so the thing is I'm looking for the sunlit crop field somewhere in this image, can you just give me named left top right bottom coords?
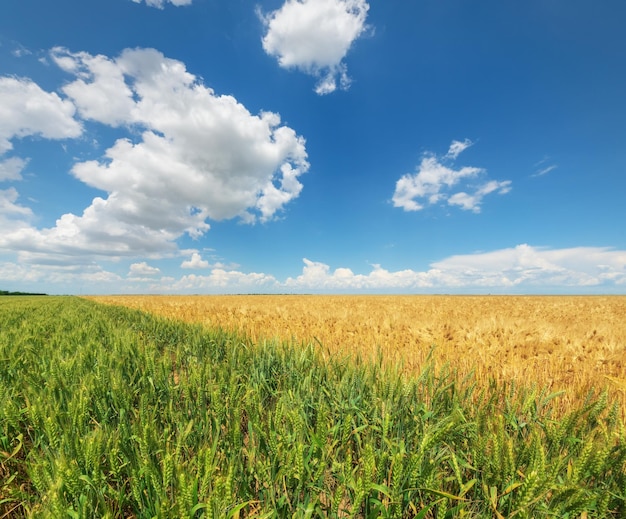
left=89, top=295, right=626, bottom=414
left=3, top=296, right=626, bottom=517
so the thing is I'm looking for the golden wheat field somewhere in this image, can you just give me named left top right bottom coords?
left=88, top=295, right=626, bottom=413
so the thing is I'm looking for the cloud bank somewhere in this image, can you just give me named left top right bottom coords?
left=393, top=140, right=511, bottom=213
left=2, top=245, right=623, bottom=294
left=284, top=245, right=626, bottom=291
left=260, top=0, right=370, bottom=94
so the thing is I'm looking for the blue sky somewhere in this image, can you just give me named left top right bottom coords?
left=1, top=0, right=625, bottom=294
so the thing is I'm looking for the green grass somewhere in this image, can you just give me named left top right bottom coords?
left=1, top=296, right=624, bottom=518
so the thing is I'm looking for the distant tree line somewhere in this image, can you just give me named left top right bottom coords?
left=0, top=290, right=48, bottom=296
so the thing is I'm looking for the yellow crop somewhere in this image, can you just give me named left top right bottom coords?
left=88, top=295, right=626, bottom=414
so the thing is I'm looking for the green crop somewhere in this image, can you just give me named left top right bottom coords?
left=1, top=296, right=624, bottom=517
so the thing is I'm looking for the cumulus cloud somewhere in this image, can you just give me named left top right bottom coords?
left=0, top=47, right=309, bottom=263
left=392, top=139, right=511, bottom=213
left=60, top=47, right=308, bottom=222
left=52, top=49, right=136, bottom=126
left=260, top=0, right=370, bottom=94
left=0, top=199, right=182, bottom=262
left=129, top=262, right=161, bottom=276
left=131, top=0, right=192, bottom=8
left=181, top=252, right=210, bottom=269
left=0, top=76, right=82, bottom=154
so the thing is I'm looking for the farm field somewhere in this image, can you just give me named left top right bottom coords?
left=89, top=295, right=626, bottom=415
left=1, top=296, right=625, bottom=517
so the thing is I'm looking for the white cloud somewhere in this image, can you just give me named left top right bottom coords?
left=181, top=252, right=210, bottom=269
left=0, top=157, right=27, bottom=181
left=131, top=0, right=192, bottom=8
left=284, top=258, right=438, bottom=290
left=0, top=261, right=122, bottom=288
left=11, top=44, right=32, bottom=58
left=534, top=165, right=557, bottom=177
left=0, top=186, right=33, bottom=237
left=0, top=187, right=33, bottom=236
left=392, top=140, right=511, bottom=213
left=448, top=180, right=512, bottom=213
left=0, top=262, right=42, bottom=284
left=164, top=270, right=278, bottom=292
left=61, top=47, right=308, bottom=222
left=0, top=48, right=309, bottom=263
left=532, top=157, right=557, bottom=177
left=51, top=48, right=136, bottom=126
left=446, top=139, right=472, bottom=160
left=0, top=76, right=82, bottom=155
left=0, top=188, right=32, bottom=217
left=129, top=261, right=161, bottom=276
left=260, top=0, right=370, bottom=94
left=431, top=244, right=626, bottom=288
left=0, top=198, right=182, bottom=262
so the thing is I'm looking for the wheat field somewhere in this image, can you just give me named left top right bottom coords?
left=3, top=296, right=626, bottom=516
left=88, top=295, right=626, bottom=413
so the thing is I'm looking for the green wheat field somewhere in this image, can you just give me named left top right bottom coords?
left=1, top=296, right=625, bottom=518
